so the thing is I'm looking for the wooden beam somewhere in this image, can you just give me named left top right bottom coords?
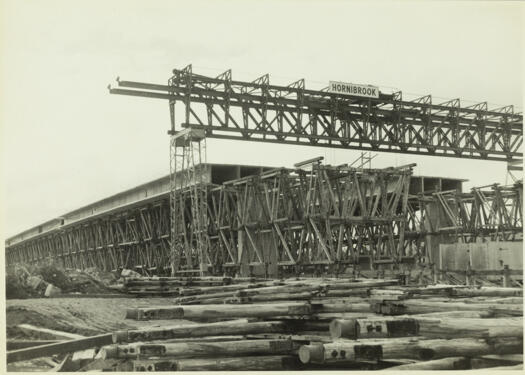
left=385, top=357, right=471, bottom=370
left=7, top=334, right=113, bottom=363
left=7, top=340, right=61, bottom=351
left=128, top=355, right=300, bottom=371
left=113, top=320, right=288, bottom=343
left=16, top=324, right=84, bottom=340
left=126, top=302, right=311, bottom=320
left=103, top=339, right=298, bottom=359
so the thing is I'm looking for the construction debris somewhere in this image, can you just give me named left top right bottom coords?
left=44, top=284, right=62, bottom=297
left=6, top=264, right=118, bottom=299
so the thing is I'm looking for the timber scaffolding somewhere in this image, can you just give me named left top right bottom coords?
left=5, top=160, right=522, bottom=281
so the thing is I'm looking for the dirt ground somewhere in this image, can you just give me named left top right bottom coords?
left=6, top=297, right=194, bottom=372
left=6, top=297, right=193, bottom=337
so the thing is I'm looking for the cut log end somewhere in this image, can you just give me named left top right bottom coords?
left=101, top=345, right=118, bottom=360
left=329, top=319, right=357, bottom=339
left=418, top=348, right=436, bottom=361
left=125, top=309, right=139, bottom=320
left=298, top=343, right=324, bottom=364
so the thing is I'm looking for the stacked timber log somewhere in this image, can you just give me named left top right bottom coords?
left=111, top=279, right=523, bottom=371
left=121, top=276, right=270, bottom=296
left=6, top=278, right=523, bottom=371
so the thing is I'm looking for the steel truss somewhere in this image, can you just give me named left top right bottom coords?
left=6, top=163, right=413, bottom=274
left=170, top=128, right=209, bottom=275
left=6, top=201, right=172, bottom=273
left=206, top=162, right=414, bottom=276
left=109, top=65, right=523, bottom=161
left=434, top=182, right=523, bottom=242
left=6, top=171, right=522, bottom=275
left=404, top=196, right=432, bottom=262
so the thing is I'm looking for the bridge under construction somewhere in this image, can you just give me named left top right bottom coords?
left=5, top=64, right=524, bottom=373
left=5, top=65, right=524, bottom=283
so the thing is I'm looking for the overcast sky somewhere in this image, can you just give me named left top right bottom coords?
left=1, top=0, right=523, bottom=238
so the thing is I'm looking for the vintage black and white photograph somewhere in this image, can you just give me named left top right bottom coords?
left=2, top=0, right=523, bottom=372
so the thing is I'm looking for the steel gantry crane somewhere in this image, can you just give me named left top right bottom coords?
left=108, top=64, right=523, bottom=276
left=111, top=64, right=522, bottom=161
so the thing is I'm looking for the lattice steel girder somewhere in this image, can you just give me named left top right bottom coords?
left=6, top=202, right=172, bottom=272
left=109, top=67, right=522, bottom=161
left=3, top=165, right=424, bottom=272
left=6, top=173, right=522, bottom=273
left=434, top=182, right=523, bottom=242
left=170, top=127, right=210, bottom=275
left=208, top=163, right=415, bottom=269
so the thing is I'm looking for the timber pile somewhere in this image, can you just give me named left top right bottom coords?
left=121, top=276, right=270, bottom=296
left=6, top=279, right=523, bottom=371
